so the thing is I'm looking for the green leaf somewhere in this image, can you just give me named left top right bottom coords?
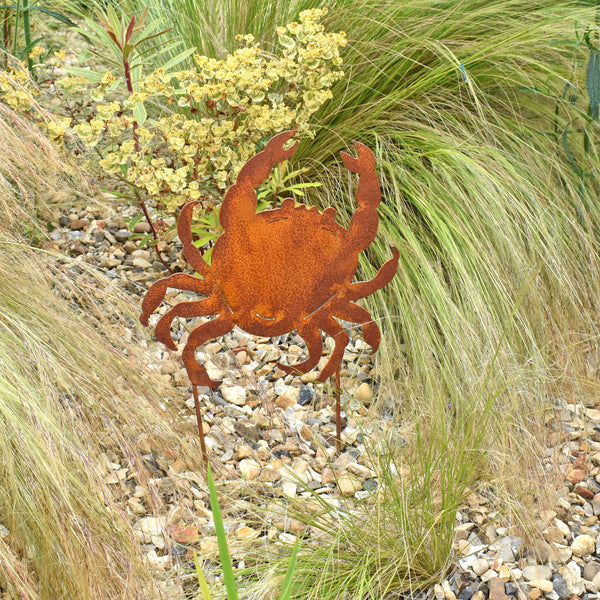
left=105, top=4, right=123, bottom=44
left=75, top=20, right=123, bottom=62
left=133, top=27, right=174, bottom=48
left=586, top=47, right=600, bottom=121
left=127, top=214, right=143, bottom=231
left=133, top=39, right=183, bottom=65
left=194, top=553, right=213, bottom=600
left=64, top=66, right=105, bottom=83
left=206, top=464, right=238, bottom=600
left=160, top=47, right=196, bottom=71
left=278, top=33, right=296, bottom=49
left=136, top=232, right=152, bottom=248
left=202, top=245, right=213, bottom=266
left=11, top=6, right=77, bottom=28
left=133, top=100, right=147, bottom=125
left=279, top=538, right=300, bottom=600
left=20, top=36, right=44, bottom=57
left=192, top=232, right=218, bottom=247
left=122, top=43, right=135, bottom=60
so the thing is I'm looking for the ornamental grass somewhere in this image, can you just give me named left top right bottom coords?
left=0, top=104, right=203, bottom=599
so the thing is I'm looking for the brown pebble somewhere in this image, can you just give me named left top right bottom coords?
left=567, top=469, right=586, bottom=484
left=527, top=588, right=541, bottom=600
left=322, top=467, right=336, bottom=485
left=133, top=221, right=152, bottom=233
left=168, top=524, right=200, bottom=544
left=235, top=526, right=259, bottom=539
left=575, top=485, right=595, bottom=499
left=275, top=395, right=295, bottom=409
left=300, top=424, right=314, bottom=441
left=338, top=475, right=362, bottom=496
left=259, top=468, right=281, bottom=483
left=69, top=218, right=88, bottom=230
left=488, top=577, right=507, bottom=600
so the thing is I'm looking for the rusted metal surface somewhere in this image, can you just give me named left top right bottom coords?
left=140, top=131, right=399, bottom=456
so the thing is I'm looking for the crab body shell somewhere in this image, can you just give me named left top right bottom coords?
left=210, top=202, right=357, bottom=336
left=140, top=131, right=399, bottom=388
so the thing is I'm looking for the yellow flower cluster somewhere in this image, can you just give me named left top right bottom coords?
left=0, top=65, right=38, bottom=113
left=64, top=9, right=346, bottom=211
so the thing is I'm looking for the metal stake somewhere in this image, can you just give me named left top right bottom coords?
left=192, top=384, right=208, bottom=463
left=334, top=368, right=342, bottom=453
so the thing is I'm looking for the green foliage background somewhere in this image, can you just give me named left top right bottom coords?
left=108, top=0, right=600, bottom=406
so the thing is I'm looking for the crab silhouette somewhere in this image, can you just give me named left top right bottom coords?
left=140, top=131, right=399, bottom=389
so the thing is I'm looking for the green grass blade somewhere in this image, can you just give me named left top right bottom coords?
left=279, top=538, right=300, bottom=600
left=206, top=464, right=239, bottom=600
left=194, top=552, right=214, bottom=600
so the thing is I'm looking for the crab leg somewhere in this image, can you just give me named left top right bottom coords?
left=140, top=273, right=212, bottom=326
left=346, top=248, right=400, bottom=302
left=220, top=131, right=299, bottom=229
left=182, top=315, right=234, bottom=388
left=310, top=314, right=348, bottom=452
left=333, top=301, right=382, bottom=352
left=341, top=142, right=381, bottom=253
left=277, top=324, right=323, bottom=376
left=315, top=315, right=350, bottom=383
left=154, top=297, right=223, bottom=350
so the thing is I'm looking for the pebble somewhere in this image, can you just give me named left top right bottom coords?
left=275, top=395, right=295, bottom=410
left=338, top=475, right=362, bottom=496
left=221, top=385, right=247, bottom=406
left=523, top=566, right=552, bottom=581
left=567, top=469, right=586, bottom=484
left=472, top=558, right=490, bottom=576
left=571, top=534, right=595, bottom=557
left=528, top=579, right=554, bottom=594
left=583, top=560, right=600, bottom=581
left=282, top=482, right=297, bottom=497
left=352, top=382, right=373, bottom=405
left=137, top=517, right=165, bottom=537
left=239, top=459, right=261, bottom=480
left=552, top=573, right=569, bottom=598
left=488, top=577, right=507, bottom=600
left=559, top=564, right=585, bottom=596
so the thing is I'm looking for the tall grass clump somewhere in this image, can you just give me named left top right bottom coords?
left=111, top=0, right=600, bottom=401
left=0, top=104, right=203, bottom=599
left=243, top=373, right=508, bottom=600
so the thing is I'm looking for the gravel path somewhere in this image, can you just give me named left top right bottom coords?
left=48, top=199, right=600, bottom=600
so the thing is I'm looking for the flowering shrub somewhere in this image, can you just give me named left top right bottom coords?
left=58, top=9, right=345, bottom=213
left=0, top=9, right=345, bottom=260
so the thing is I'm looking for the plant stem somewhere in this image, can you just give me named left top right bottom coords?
left=22, top=0, right=32, bottom=73
left=122, top=58, right=141, bottom=152
left=136, top=191, right=173, bottom=273
left=2, top=10, right=11, bottom=67
left=123, top=57, right=163, bottom=269
left=12, top=0, right=20, bottom=58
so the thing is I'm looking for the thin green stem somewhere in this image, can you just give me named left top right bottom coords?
left=12, top=0, right=20, bottom=57
left=22, top=0, right=32, bottom=73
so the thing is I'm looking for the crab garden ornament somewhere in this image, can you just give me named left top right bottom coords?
left=141, top=131, right=399, bottom=458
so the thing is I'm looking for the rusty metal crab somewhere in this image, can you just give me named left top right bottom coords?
left=141, top=130, right=398, bottom=385
left=140, top=131, right=398, bottom=454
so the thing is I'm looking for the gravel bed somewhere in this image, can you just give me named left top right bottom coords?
left=46, top=199, right=600, bottom=600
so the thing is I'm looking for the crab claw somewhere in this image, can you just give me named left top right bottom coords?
left=340, top=141, right=376, bottom=174
left=264, top=130, right=299, bottom=162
